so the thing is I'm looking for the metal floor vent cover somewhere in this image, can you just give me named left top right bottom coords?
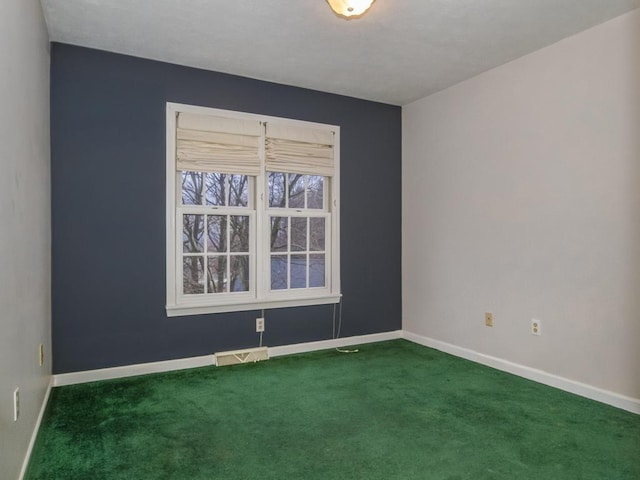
left=214, top=347, right=269, bottom=366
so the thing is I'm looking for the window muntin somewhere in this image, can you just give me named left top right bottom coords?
left=166, top=104, right=340, bottom=316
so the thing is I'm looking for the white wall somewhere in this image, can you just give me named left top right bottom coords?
left=403, top=10, right=640, bottom=400
left=0, top=0, right=51, bottom=478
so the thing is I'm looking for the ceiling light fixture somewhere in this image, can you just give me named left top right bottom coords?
left=326, top=0, right=376, bottom=19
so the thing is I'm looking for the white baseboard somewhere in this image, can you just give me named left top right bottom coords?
left=52, top=331, right=403, bottom=387
left=53, top=355, right=215, bottom=387
left=402, top=330, right=640, bottom=415
left=269, top=330, right=402, bottom=357
left=19, top=377, right=53, bottom=480
left=52, top=330, right=636, bottom=415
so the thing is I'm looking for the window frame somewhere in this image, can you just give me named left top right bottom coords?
left=166, top=103, right=341, bottom=316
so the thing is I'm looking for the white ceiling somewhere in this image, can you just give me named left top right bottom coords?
left=41, top=0, right=639, bottom=105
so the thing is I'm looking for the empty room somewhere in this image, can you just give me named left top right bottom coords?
left=1, top=1, right=639, bottom=479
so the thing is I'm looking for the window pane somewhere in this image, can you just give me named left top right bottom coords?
left=309, top=218, right=325, bottom=251
left=181, top=172, right=203, bottom=205
left=268, top=172, right=286, bottom=208
left=309, top=254, right=325, bottom=288
left=271, top=255, right=287, bottom=290
left=288, top=174, right=305, bottom=208
left=230, top=215, right=249, bottom=253
left=307, top=176, right=324, bottom=209
left=270, top=217, right=288, bottom=252
left=229, top=175, right=248, bottom=207
left=230, top=255, right=250, bottom=292
left=183, top=257, right=204, bottom=294
left=207, top=256, right=228, bottom=293
left=183, top=214, right=204, bottom=253
left=205, top=173, right=227, bottom=206
left=207, top=215, right=227, bottom=253
left=291, top=217, right=307, bottom=252
left=290, top=254, right=307, bottom=289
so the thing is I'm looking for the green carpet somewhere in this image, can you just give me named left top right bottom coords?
left=26, top=340, right=639, bottom=479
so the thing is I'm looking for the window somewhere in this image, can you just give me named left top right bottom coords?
left=267, top=173, right=328, bottom=291
left=181, top=172, right=252, bottom=295
left=166, top=104, right=340, bottom=316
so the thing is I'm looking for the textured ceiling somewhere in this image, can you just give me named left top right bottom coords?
left=41, top=0, right=639, bottom=105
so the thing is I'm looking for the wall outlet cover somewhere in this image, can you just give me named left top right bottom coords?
left=485, top=312, right=494, bottom=327
left=531, top=318, right=542, bottom=336
left=13, top=388, right=19, bottom=422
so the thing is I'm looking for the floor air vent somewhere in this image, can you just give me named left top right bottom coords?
left=214, top=347, right=269, bottom=366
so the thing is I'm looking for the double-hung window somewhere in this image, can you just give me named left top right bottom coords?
left=166, top=103, right=340, bottom=316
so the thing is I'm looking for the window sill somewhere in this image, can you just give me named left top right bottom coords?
left=166, top=294, right=342, bottom=317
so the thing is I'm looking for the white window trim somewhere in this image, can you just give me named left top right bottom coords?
left=166, top=102, right=341, bottom=316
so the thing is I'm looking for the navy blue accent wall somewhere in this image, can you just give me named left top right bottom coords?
left=51, top=43, right=401, bottom=373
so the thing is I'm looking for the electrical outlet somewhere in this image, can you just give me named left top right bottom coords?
left=39, top=343, right=44, bottom=367
left=256, top=317, right=265, bottom=333
left=531, top=318, right=541, bottom=336
left=485, top=312, right=493, bottom=327
left=13, top=388, right=19, bottom=422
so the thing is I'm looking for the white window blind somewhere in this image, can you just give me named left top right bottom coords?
left=265, top=123, right=335, bottom=177
left=176, top=112, right=262, bottom=175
